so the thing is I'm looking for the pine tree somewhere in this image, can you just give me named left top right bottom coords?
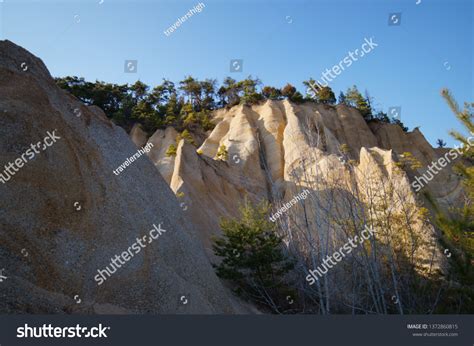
left=303, top=80, right=336, bottom=104
left=212, top=199, right=294, bottom=312
left=238, top=76, right=263, bottom=105
left=345, top=85, right=372, bottom=120
left=436, top=139, right=447, bottom=148
left=433, top=89, right=474, bottom=286
left=281, top=83, right=297, bottom=99
left=262, top=86, right=282, bottom=100
left=338, top=91, right=346, bottom=104
left=302, top=78, right=318, bottom=100
left=316, top=86, right=336, bottom=104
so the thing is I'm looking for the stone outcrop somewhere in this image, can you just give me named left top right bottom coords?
left=129, top=123, right=148, bottom=148
left=147, top=127, right=178, bottom=184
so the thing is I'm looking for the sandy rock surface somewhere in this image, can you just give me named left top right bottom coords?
left=0, top=40, right=241, bottom=314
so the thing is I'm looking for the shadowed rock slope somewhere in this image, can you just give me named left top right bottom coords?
left=0, top=40, right=242, bottom=314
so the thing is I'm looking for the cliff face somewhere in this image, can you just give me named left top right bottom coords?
left=0, top=40, right=242, bottom=314
left=369, top=123, right=463, bottom=207
left=145, top=100, right=463, bottom=274
left=1, top=40, right=461, bottom=314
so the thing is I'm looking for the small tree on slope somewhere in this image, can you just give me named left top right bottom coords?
left=212, top=199, right=295, bottom=313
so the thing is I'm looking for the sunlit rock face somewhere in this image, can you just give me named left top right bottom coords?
left=149, top=99, right=459, bottom=275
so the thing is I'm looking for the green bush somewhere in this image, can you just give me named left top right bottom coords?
left=216, top=144, right=228, bottom=161
left=176, top=129, right=196, bottom=146
left=166, top=144, right=177, bottom=157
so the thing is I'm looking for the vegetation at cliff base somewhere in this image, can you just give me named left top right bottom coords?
left=212, top=199, right=295, bottom=313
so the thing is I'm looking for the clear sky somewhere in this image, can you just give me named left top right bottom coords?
left=1, top=0, right=472, bottom=146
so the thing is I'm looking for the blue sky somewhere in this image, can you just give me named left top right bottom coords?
left=1, top=0, right=472, bottom=146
